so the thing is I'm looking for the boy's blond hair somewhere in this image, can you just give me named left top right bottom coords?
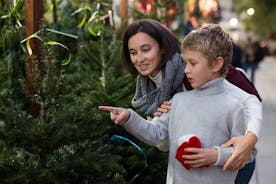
left=182, top=24, right=233, bottom=76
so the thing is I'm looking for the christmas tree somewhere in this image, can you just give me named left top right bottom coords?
left=0, top=0, right=168, bottom=183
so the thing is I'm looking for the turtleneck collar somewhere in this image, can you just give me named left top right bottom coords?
left=194, top=77, right=225, bottom=96
left=149, top=71, right=162, bottom=88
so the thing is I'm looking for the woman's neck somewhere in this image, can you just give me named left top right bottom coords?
left=149, top=71, right=162, bottom=88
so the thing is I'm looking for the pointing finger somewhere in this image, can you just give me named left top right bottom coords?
left=98, top=106, right=117, bottom=113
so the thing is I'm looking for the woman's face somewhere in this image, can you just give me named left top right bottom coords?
left=128, top=32, right=162, bottom=77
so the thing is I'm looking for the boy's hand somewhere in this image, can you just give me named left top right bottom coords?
left=98, top=106, right=130, bottom=125
left=222, top=132, right=257, bottom=170
left=182, top=148, right=218, bottom=168
left=154, top=101, right=171, bottom=117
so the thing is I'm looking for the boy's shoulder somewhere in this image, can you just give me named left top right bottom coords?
left=169, top=91, right=194, bottom=106
left=172, top=90, right=194, bottom=99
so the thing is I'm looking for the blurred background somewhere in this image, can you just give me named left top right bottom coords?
left=0, top=0, right=275, bottom=183
left=114, top=0, right=276, bottom=53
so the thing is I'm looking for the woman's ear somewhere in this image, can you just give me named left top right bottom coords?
left=212, top=56, right=224, bottom=72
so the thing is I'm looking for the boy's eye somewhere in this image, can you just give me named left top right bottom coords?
left=190, top=62, right=196, bottom=66
left=185, top=60, right=197, bottom=66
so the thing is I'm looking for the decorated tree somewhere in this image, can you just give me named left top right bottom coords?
left=133, top=0, right=184, bottom=31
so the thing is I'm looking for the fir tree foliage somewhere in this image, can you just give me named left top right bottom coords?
left=0, top=0, right=168, bottom=183
left=0, top=0, right=128, bottom=183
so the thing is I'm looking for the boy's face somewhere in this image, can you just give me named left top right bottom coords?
left=183, top=49, right=217, bottom=89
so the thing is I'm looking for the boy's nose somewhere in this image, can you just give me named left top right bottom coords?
left=184, top=65, right=190, bottom=74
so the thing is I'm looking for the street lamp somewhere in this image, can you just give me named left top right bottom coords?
left=247, top=8, right=255, bottom=16
left=229, top=17, right=238, bottom=28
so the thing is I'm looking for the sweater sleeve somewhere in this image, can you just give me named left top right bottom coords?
left=223, top=80, right=262, bottom=138
left=226, top=64, right=261, bottom=101
left=214, top=97, right=256, bottom=166
left=243, top=95, right=262, bottom=138
left=213, top=146, right=257, bottom=166
left=122, top=109, right=169, bottom=146
left=213, top=146, right=234, bottom=166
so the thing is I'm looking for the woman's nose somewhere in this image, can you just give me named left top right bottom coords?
left=137, top=53, right=144, bottom=62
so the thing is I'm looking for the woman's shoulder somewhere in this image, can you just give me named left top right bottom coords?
left=226, top=64, right=261, bottom=101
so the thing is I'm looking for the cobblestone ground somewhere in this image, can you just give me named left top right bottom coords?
left=249, top=56, right=276, bottom=184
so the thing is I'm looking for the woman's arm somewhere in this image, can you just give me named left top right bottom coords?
left=222, top=132, right=257, bottom=170
left=221, top=92, right=261, bottom=170
left=222, top=65, right=262, bottom=169
left=226, top=64, right=261, bottom=101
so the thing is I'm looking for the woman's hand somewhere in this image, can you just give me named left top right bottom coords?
left=182, top=148, right=218, bottom=168
left=222, top=132, right=257, bottom=170
left=98, top=106, right=130, bottom=125
left=153, top=101, right=171, bottom=117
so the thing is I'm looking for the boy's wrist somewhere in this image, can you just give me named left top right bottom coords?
left=212, top=146, right=234, bottom=166
left=211, top=148, right=218, bottom=164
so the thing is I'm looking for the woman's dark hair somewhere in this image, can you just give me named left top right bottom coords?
left=121, top=19, right=181, bottom=75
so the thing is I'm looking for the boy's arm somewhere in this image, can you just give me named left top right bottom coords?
left=99, top=106, right=169, bottom=146
left=181, top=147, right=219, bottom=168
left=180, top=146, right=233, bottom=168
left=122, top=109, right=169, bottom=146
left=98, top=106, right=131, bottom=125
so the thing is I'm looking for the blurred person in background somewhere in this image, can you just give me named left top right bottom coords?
left=244, top=37, right=267, bottom=84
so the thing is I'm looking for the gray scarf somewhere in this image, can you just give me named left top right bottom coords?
left=131, top=53, right=185, bottom=117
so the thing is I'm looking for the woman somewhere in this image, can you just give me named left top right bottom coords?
left=122, top=19, right=184, bottom=117
left=121, top=19, right=261, bottom=183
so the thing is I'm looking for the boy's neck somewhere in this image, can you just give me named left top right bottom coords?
left=195, top=74, right=223, bottom=89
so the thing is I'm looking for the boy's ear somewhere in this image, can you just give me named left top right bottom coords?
left=212, top=56, right=224, bottom=72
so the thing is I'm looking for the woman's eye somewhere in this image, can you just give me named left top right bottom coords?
left=142, top=47, right=150, bottom=52
left=130, top=51, right=136, bottom=56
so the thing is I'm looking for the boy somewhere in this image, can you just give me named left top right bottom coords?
left=99, top=24, right=255, bottom=184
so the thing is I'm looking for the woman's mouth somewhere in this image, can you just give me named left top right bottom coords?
left=138, top=64, right=148, bottom=70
